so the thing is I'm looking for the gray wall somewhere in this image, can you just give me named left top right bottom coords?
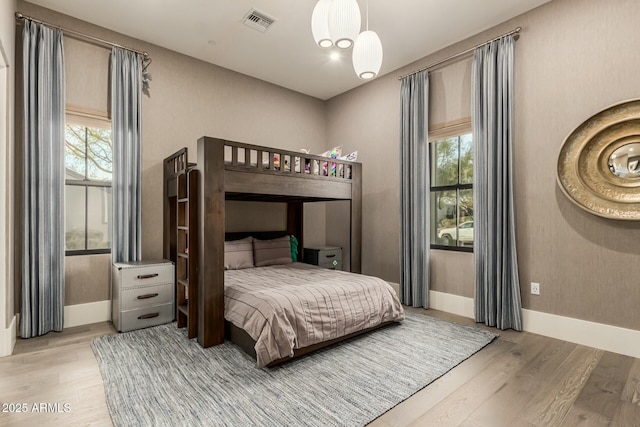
left=15, top=1, right=328, bottom=308
left=327, top=0, right=640, bottom=331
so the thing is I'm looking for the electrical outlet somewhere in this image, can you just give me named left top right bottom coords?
left=531, top=282, right=540, bottom=295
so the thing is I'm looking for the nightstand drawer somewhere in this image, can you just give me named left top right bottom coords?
left=319, top=260, right=342, bottom=270
left=121, top=283, right=173, bottom=311
left=119, top=264, right=173, bottom=288
left=120, top=303, right=174, bottom=332
left=304, top=246, right=343, bottom=271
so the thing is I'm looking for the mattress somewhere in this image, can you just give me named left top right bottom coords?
left=224, top=263, right=404, bottom=367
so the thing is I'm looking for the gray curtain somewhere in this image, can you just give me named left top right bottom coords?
left=111, top=48, right=142, bottom=263
left=472, top=35, right=523, bottom=331
left=21, top=21, right=66, bottom=337
left=400, top=70, right=429, bottom=308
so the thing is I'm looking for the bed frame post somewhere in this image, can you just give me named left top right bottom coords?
left=196, top=137, right=225, bottom=347
left=350, top=163, right=362, bottom=273
left=163, top=156, right=177, bottom=261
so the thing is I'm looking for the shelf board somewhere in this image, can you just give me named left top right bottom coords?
left=177, top=253, right=188, bottom=259
left=178, top=198, right=188, bottom=203
left=177, top=303, right=188, bottom=316
left=177, top=226, right=188, bottom=231
left=177, top=279, right=189, bottom=287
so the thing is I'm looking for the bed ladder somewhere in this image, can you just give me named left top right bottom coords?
left=175, top=167, right=199, bottom=338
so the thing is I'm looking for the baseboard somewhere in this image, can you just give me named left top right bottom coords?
left=14, top=300, right=112, bottom=334
left=64, top=300, right=111, bottom=328
left=429, top=290, right=474, bottom=318
left=0, top=315, right=16, bottom=357
left=428, top=290, right=640, bottom=359
left=521, top=309, right=640, bottom=359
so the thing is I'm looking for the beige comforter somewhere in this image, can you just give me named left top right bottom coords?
left=224, top=263, right=404, bottom=367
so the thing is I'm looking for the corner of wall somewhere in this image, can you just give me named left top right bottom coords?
left=0, top=314, right=16, bottom=357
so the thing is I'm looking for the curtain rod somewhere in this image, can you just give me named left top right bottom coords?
left=15, top=12, right=150, bottom=60
left=398, top=26, right=521, bottom=80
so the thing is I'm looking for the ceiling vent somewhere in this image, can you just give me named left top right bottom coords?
left=242, top=9, right=276, bottom=33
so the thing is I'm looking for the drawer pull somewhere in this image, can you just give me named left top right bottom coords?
left=138, top=313, right=160, bottom=320
left=137, top=273, right=159, bottom=280
left=324, top=254, right=336, bottom=258
left=137, top=293, right=159, bottom=300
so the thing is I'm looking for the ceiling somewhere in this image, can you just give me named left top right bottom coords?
left=24, top=0, right=551, bottom=100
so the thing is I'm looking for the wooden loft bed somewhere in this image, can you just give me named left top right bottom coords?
left=163, top=137, right=362, bottom=349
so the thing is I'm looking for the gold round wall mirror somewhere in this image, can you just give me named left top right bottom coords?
left=557, top=99, right=640, bottom=220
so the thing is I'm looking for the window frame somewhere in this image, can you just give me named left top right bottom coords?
left=65, top=110, right=113, bottom=256
left=429, top=120, right=473, bottom=253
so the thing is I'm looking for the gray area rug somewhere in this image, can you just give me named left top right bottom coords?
left=92, top=311, right=497, bottom=427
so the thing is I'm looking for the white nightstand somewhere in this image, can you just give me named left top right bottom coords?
left=112, top=260, right=175, bottom=332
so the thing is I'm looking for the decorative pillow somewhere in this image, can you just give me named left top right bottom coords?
left=319, top=145, right=343, bottom=159
left=337, top=151, right=358, bottom=178
left=318, top=145, right=343, bottom=176
left=224, top=237, right=254, bottom=270
left=253, top=236, right=293, bottom=267
left=295, top=149, right=311, bottom=173
left=339, top=151, right=358, bottom=161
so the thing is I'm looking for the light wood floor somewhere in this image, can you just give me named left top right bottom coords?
left=1, top=309, right=639, bottom=427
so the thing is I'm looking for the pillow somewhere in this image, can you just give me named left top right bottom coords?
left=224, top=237, right=254, bottom=270
left=339, top=151, right=358, bottom=161
left=316, top=145, right=343, bottom=176
left=253, top=236, right=293, bottom=267
left=319, top=145, right=342, bottom=159
left=337, top=151, right=358, bottom=178
left=295, top=149, right=311, bottom=173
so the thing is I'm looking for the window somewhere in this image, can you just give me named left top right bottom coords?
left=430, top=132, right=473, bottom=251
left=65, top=115, right=112, bottom=255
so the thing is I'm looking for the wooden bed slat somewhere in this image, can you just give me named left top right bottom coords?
left=224, top=170, right=352, bottom=200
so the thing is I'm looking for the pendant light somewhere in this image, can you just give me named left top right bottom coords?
left=328, top=0, right=361, bottom=49
left=352, top=0, right=383, bottom=79
left=311, top=0, right=333, bottom=48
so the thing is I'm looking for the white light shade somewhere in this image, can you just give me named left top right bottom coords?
left=352, top=30, right=383, bottom=79
left=311, top=0, right=333, bottom=48
left=328, top=0, right=361, bottom=49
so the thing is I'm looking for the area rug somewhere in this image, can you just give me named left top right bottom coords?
left=91, top=312, right=497, bottom=427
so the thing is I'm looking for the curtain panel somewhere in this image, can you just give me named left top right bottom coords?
left=111, top=48, right=142, bottom=263
left=399, top=70, right=430, bottom=308
left=21, top=21, right=66, bottom=337
left=472, top=35, right=523, bottom=331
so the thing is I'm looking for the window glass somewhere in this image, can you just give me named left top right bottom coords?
left=87, top=186, right=112, bottom=249
left=64, top=116, right=112, bottom=255
left=430, top=132, right=473, bottom=249
left=65, top=185, right=86, bottom=251
left=86, top=127, right=112, bottom=181
left=431, top=137, right=459, bottom=187
left=459, top=134, right=473, bottom=184
left=431, top=190, right=457, bottom=246
left=65, top=125, right=86, bottom=179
